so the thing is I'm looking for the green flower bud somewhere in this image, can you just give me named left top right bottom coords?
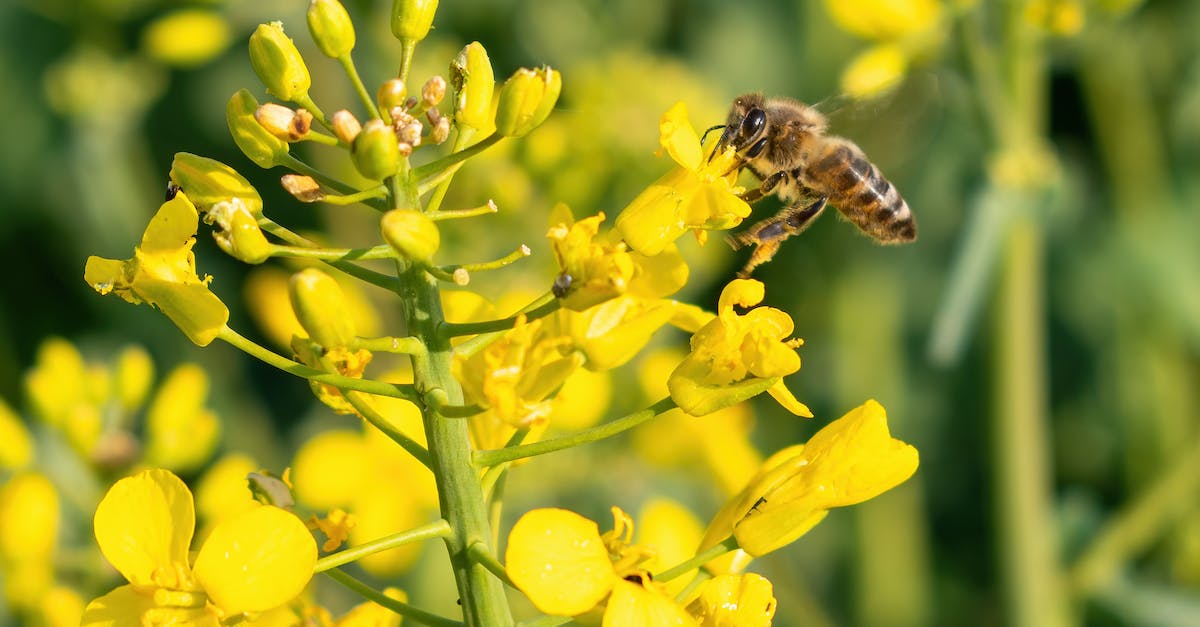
left=248, top=21, right=311, bottom=102
left=307, top=0, right=356, bottom=59
left=170, top=152, right=264, bottom=216
left=351, top=120, right=401, bottom=180
left=377, top=79, right=407, bottom=115
left=451, top=42, right=495, bottom=131
left=495, top=66, right=561, bottom=138
left=390, top=0, right=439, bottom=43
left=381, top=209, right=440, bottom=263
left=288, top=268, right=357, bottom=348
left=226, top=89, right=289, bottom=168
left=206, top=199, right=271, bottom=264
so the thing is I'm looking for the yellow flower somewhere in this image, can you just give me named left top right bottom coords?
left=701, top=400, right=918, bottom=563
left=84, top=193, right=229, bottom=346
left=141, top=10, right=231, bottom=68
left=83, top=468, right=316, bottom=624
left=840, top=43, right=909, bottom=99
left=615, top=102, right=751, bottom=256
left=334, top=588, right=407, bottom=627
left=668, top=279, right=809, bottom=417
left=685, top=573, right=777, bottom=627
left=547, top=205, right=636, bottom=311
left=506, top=507, right=694, bottom=623
left=454, top=315, right=580, bottom=431
left=825, top=0, right=943, bottom=40
left=0, top=472, right=59, bottom=564
left=0, top=397, right=33, bottom=470
left=144, top=363, right=221, bottom=473
left=557, top=296, right=679, bottom=371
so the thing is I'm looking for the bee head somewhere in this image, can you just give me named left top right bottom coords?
left=715, top=93, right=769, bottom=159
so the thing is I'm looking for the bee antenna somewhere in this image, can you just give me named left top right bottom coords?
left=699, top=124, right=725, bottom=145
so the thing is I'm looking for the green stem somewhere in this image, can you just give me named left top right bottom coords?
left=340, top=54, right=381, bottom=120
left=412, top=134, right=503, bottom=181
left=398, top=39, right=417, bottom=83
left=440, top=295, right=561, bottom=338
left=344, top=391, right=432, bottom=469
left=437, top=245, right=531, bottom=276
left=315, top=185, right=389, bottom=206
left=396, top=259, right=513, bottom=626
left=300, top=131, right=340, bottom=146
left=315, top=519, right=452, bottom=572
left=324, top=568, right=463, bottom=627
left=218, top=327, right=419, bottom=402
left=423, top=128, right=476, bottom=213
left=473, top=398, right=676, bottom=467
left=278, top=154, right=389, bottom=212
left=1068, top=433, right=1200, bottom=595
left=292, top=93, right=331, bottom=132
left=428, top=199, right=499, bottom=221
left=656, top=535, right=739, bottom=583
left=355, top=336, right=427, bottom=354
left=467, top=541, right=515, bottom=588
left=259, top=219, right=399, bottom=291
left=269, top=243, right=396, bottom=261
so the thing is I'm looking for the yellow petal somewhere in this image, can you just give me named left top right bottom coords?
left=193, top=453, right=260, bottom=526
left=506, top=508, right=616, bottom=616
left=142, top=10, right=231, bottom=68
left=93, top=469, right=194, bottom=587
left=291, top=430, right=370, bottom=510
left=81, top=585, right=158, bottom=627
left=616, top=181, right=689, bottom=256
left=717, top=279, right=765, bottom=313
left=686, top=573, right=777, bottom=627
left=636, top=499, right=704, bottom=596
left=659, top=102, right=703, bottom=171
left=668, top=356, right=777, bottom=417
left=602, top=578, right=697, bottom=626
left=193, top=505, right=317, bottom=614
left=144, top=364, right=220, bottom=473
left=797, top=399, right=919, bottom=506
left=351, top=480, right=429, bottom=576
left=0, top=397, right=33, bottom=469
left=841, top=43, right=909, bottom=100
left=824, top=0, right=942, bottom=39
left=0, top=472, right=59, bottom=562
left=765, top=380, right=813, bottom=417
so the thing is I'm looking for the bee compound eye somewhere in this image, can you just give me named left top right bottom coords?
left=741, top=109, right=767, bottom=140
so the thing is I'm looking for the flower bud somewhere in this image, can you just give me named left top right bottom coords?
left=381, top=209, right=440, bottom=263
left=331, top=109, right=362, bottom=144
left=351, top=119, right=401, bottom=180
left=307, top=0, right=356, bottom=59
left=495, top=66, right=561, bottom=138
left=114, top=345, right=155, bottom=413
left=255, top=103, right=313, bottom=141
left=289, top=268, right=357, bottom=347
left=377, top=79, right=407, bottom=114
left=421, top=75, right=446, bottom=108
left=281, top=174, right=324, bottom=202
left=170, top=152, right=264, bottom=216
left=248, top=21, right=311, bottom=101
left=206, top=199, right=271, bottom=264
left=227, top=89, right=290, bottom=168
left=430, top=113, right=451, bottom=144
left=451, top=41, right=495, bottom=131
left=390, top=0, right=439, bottom=43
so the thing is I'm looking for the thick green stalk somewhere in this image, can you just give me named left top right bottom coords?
left=397, top=260, right=512, bottom=626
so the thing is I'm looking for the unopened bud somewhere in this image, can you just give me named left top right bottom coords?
left=206, top=198, right=271, bottom=264
left=430, top=114, right=451, bottom=144
left=281, top=174, right=324, bottom=202
left=331, top=109, right=362, bottom=144
left=289, top=268, right=357, bottom=347
left=377, top=79, right=407, bottom=115
left=248, top=22, right=311, bottom=102
left=170, top=152, right=264, bottom=216
left=421, top=76, right=446, bottom=108
left=381, top=208, right=440, bottom=263
left=451, top=41, right=495, bottom=130
left=351, top=119, right=401, bottom=180
left=390, top=0, right=439, bottom=43
left=397, top=119, right=423, bottom=146
left=495, top=66, right=561, bottom=138
left=307, top=0, right=356, bottom=59
left=227, top=89, right=289, bottom=168
left=255, top=103, right=313, bottom=141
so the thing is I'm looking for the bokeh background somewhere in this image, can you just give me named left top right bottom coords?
left=2, top=0, right=1200, bottom=625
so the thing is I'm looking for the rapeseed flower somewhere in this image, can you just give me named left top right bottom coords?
left=82, top=468, right=316, bottom=625
left=668, top=279, right=809, bottom=417
left=616, top=102, right=751, bottom=256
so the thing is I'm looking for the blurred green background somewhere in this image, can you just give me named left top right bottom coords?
left=3, top=0, right=1200, bottom=625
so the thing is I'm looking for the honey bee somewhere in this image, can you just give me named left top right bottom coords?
left=714, top=93, right=916, bottom=277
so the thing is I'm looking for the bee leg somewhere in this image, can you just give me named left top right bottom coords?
left=737, top=170, right=788, bottom=203
left=726, top=197, right=828, bottom=277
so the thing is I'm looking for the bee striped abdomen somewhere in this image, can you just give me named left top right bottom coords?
left=807, top=140, right=916, bottom=243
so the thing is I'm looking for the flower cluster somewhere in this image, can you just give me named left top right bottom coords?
left=74, top=0, right=921, bottom=624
